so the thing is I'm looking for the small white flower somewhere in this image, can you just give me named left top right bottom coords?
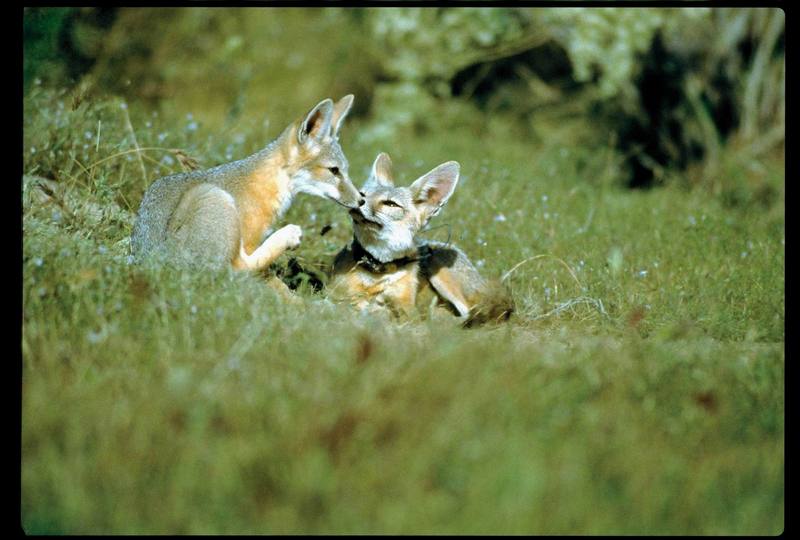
left=86, top=329, right=106, bottom=344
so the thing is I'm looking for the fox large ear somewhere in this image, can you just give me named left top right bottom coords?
left=362, top=152, right=395, bottom=192
left=410, top=161, right=460, bottom=222
left=330, top=94, right=354, bottom=138
left=298, top=98, right=334, bottom=145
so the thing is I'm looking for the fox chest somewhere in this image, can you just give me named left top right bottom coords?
left=341, top=265, right=431, bottom=315
left=237, top=172, right=292, bottom=253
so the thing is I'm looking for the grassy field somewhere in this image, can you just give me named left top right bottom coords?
left=22, top=82, right=784, bottom=534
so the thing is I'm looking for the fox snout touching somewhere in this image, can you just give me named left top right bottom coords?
left=131, top=95, right=362, bottom=271
left=347, top=153, right=459, bottom=265
left=289, top=95, right=364, bottom=210
left=330, top=153, right=514, bottom=326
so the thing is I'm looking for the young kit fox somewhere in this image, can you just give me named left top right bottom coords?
left=131, top=95, right=364, bottom=270
left=329, top=153, right=514, bottom=326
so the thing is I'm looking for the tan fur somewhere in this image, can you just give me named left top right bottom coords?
left=330, top=246, right=423, bottom=317
left=425, top=265, right=472, bottom=316
left=232, top=158, right=292, bottom=253
left=330, top=242, right=513, bottom=324
left=131, top=96, right=362, bottom=272
left=423, top=243, right=514, bottom=326
left=328, top=153, right=514, bottom=325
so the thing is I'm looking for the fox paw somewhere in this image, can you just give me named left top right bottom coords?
left=276, top=224, right=303, bottom=250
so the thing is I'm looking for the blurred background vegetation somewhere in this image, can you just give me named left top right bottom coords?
left=24, top=7, right=784, bottom=189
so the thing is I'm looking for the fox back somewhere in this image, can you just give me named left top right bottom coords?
left=330, top=153, right=514, bottom=325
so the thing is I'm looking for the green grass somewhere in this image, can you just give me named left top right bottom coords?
left=22, top=85, right=784, bottom=534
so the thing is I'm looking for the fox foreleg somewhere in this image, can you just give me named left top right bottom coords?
left=233, top=224, right=302, bottom=271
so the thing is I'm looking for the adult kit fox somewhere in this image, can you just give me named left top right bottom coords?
left=131, top=95, right=363, bottom=271
left=329, top=153, right=514, bottom=326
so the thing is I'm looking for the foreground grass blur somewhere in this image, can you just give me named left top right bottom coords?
left=22, top=80, right=783, bottom=533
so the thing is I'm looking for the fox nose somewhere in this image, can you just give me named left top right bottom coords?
left=358, top=197, right=365, bottom=207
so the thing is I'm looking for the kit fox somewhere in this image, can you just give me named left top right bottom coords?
left=329, top=153, right=514, bottom=326
left=131, top=95, right=364, bottom=270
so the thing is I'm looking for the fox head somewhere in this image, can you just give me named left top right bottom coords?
left=283, top=95, right=364, bottom=209
left=350, top=153, right=460, bottom=263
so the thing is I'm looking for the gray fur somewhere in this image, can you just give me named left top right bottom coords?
left=343, top=153, right=514, bottom=325
left=130, top=144, right=274, bottom=267
left=420, top=241, right=514, bottom=326
left=131, top=96, right=361, bottom=270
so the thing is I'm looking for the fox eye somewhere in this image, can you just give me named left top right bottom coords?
left=329, top=167, right=340, bottom=176
left=381, top=200, right=402, bottom=208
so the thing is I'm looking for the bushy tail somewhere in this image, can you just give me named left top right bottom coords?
left=463, top=278, right=515, bottom=327
left=421, top=241, right=515, bottom=327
